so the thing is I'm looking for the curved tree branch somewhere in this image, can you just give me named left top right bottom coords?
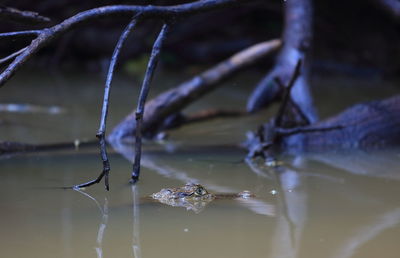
left=0, top=30, right=42, bottom=39
left=0, top=0, right=250, bottom=88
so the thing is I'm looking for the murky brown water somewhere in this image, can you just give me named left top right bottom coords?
left=1, top=70, right=400, bottom=258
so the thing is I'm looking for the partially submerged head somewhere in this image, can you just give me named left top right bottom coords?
left=152, top=183, right=214, bottom=200
left=151, top=183, right=215, bottom=213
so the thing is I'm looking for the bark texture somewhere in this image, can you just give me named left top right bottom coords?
left=280, top=95, right=400, bottom=151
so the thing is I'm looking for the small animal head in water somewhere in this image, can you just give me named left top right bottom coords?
left=152, top=183, right=213, bottom=200
left=151, top=183, right=215, bottom=213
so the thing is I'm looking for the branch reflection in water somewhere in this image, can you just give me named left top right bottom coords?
left=310, top=150, right=400, bottom=258
left=333, top=208, right=400, bottom=258
left=131, top=184, right=141, bottom=258
left=274, top=159, right=308, bottom=258
left=71, top=182, right=143, bottom=258
left=73, top=189, right=109, bottom=258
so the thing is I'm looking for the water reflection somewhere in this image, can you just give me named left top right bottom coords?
left=265, top=151, right=400, bottom=258
left=333, top=208, right=400, bottom=258
left=95, top=199, right=108, bottom=258
left=131, top=185, right=141, bottom=258
left=71, top=184, right=144, bottom=258
left=2, top=72, right=400, bottom=257
left=1, top=141, right=399, bottom=257
left=305, top=149, right=400, bottom=180
left=73, top=189, right=109, bottom=258
left=275, top=164, right=308, bottom=258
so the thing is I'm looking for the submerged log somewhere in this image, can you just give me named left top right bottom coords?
left=279, top=95, right=400, bottom=151
left=108, top=39, right=281, bottom=141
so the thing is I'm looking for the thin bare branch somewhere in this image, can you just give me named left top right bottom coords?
left=274, top=59, right=302, bottom=127
left=0, top=47, right=27, bottom=66
left=0, top=30, right=42, bottom=39
left=73, top=16, right=141, bottom=190
left=131, top=23, right=171, bottom=183
left=275, top=125, right=343, bottom=136
left=0, top=6, right=50, bottom=24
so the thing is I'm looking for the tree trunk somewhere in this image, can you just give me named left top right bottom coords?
left=247, top=0, right=317, bottom=123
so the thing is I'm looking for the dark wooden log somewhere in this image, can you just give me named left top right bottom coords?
left=280, top=95, right=400, bottom=151
left=108, top=39, right=281, bottom=141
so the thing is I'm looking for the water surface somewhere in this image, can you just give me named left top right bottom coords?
left=1, top=71, right=400, bottom=258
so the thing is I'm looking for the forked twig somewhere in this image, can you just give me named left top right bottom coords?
left=73, top=16, right=141, bottom=190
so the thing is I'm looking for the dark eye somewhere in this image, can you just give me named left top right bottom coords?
left=195, top=187, right=205, bottom=196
